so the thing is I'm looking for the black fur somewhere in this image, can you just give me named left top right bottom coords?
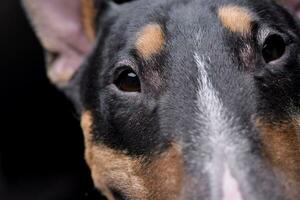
left=66, top=0, right=300, bottom=199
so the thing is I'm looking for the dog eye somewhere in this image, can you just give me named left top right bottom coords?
left=114, top=68, right=141, bottom=92
left=262, top=34, right=286, bottom=63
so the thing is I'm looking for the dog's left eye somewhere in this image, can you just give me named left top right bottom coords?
left=114, top=68, right=141, bottom=92
left=262, top=34, right=286, bottom=63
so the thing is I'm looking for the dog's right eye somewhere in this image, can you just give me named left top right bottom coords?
left=114, top=67, right=141, bottom=93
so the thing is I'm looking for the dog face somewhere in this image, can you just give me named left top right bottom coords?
left=23, top=0, right=300, bottom=199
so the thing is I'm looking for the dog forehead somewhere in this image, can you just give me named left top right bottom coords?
left=128, top=2, right=255, bottom=58
left=102, top=0, right=288, bottom=71
left=135, top=1, right=254, bottom=32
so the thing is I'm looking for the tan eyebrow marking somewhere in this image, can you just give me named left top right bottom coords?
left=218, top=5, right=252, bottom=36
left=135, top=23, right=165, bottom=59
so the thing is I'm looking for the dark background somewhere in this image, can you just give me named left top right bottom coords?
left=0, top=0, right=129, bottom=199
left=0, top=1, right=297, bottom=200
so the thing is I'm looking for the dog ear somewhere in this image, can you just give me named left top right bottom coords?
left=278, top=0, right=300, bottom=17
left=22, top=0, right=114, bottom=88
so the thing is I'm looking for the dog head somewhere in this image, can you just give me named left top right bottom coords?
left=23, top=0, right=300, bottom=199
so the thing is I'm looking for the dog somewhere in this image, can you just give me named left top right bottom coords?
left=22, top=0, right=300, bottom=199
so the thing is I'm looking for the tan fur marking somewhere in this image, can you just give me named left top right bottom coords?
left=256, top=118, right=300, bottom=199
left=81, top=111, right=183, bottom=199
left=135, top=24, right=165, bottom=59
left=81, top=111, right=116, bottom=200
left=218, top=5, right=252, bottom=36
left=141, top=143, right=184, bottom=199
left=85, top=144, right=183, bottom=200
left=83, top=140, right=183, bottom=199
left=88, top=145, right=147, bottom=200
left=81, top=111, right=94, bottom=172
left=81, top=0, right=96, bottom=41
left=81, top=111, right=93, bottom=135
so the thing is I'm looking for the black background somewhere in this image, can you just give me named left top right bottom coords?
left=0, top=0, right=130, bottom=199
left=1, top=0, right=297, bottom=200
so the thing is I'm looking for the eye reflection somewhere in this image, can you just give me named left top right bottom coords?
left=114, top=68, right=141, bottom=93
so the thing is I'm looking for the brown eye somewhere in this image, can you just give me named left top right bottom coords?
left=114, top=68, right=141, bottom=92
left=262, top=34, right=286, bottom=63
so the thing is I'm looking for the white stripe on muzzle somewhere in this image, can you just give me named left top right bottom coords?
left=194, top=54, right=244, bottom=200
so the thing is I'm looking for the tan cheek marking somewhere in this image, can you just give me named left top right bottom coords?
left=81, top=111, right=93, bottom=135
left=80, top=112, right=146, bottom=199
left=135, top=24, right=165, bottom=59
left=141, top=143, right=184, bottom=200
left=88, top=145, right=147, bottom=200
left=81, top=112, right=117, bottom=200
left=256, top=118, right=300, bottom=198
left=81, top=0, right=96, bottom=41
left=80, top=111, right=94, bottom=171
left=81, top=112, right=183, bottom=199
left=82, top=134, right=183, bottom=199
left=218, top=5, right=252, bottom=36
left=87, top=145, right=184, bottom=200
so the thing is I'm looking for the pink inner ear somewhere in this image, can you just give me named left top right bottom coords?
left=47, top=47, right=86, bottom=85
left=38, top=0, right=91, bottom=50
left=22, top=0, right=93, bottom=86
left=282, top=0, right=300, bottom=16
left=283, top=0, right=300, bottom=8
